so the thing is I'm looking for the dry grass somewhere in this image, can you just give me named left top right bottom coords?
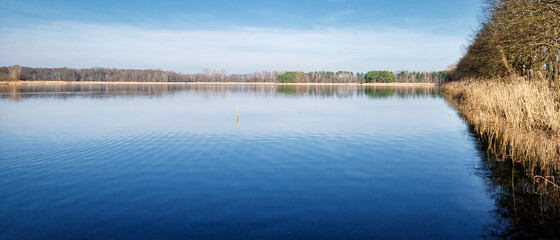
left=442, top=78, right=560, bottom=175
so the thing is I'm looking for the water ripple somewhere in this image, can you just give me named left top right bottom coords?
left=0, top=87, right=492, bottom=239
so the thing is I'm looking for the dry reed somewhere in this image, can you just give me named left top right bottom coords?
left=441, top=78, right=560, bottom=176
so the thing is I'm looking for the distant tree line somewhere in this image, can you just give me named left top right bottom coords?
left=306, top=71, right=360, bottom=83
left=0, top=66, right=448, bottom=83
left=0, top=66, right=281, bottom=83
left=451, top=0, right=560, bottom=86
left=395, top=71, right=447, bottom=83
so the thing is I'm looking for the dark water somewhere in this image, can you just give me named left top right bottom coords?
left=0, top=84, right=555, bottom=239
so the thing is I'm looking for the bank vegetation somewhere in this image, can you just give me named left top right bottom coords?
left=443, top=0, right=560, bottom=177
left=443, top=79, right=559, bottom=174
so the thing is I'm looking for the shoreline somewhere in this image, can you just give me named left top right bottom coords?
left=441, top=79, right=559, bottom=175
left=0, top=81, right=437, bottom=87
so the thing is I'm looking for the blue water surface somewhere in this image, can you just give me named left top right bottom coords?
left=0, top=85, right=495, bottom=239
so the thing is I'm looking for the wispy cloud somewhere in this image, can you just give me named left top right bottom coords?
left=318, top=9, right=356, bottom=25
left=0, top=22, right=464, bottom=73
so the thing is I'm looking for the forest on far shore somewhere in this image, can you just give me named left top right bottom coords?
left=0, top=66, right=448, bottom=83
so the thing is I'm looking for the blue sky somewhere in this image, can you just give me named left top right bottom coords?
left=0, top=0, right=481, bottom=73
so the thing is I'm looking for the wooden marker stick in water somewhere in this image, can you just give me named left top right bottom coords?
left=236, top=104, right=240, bottom=129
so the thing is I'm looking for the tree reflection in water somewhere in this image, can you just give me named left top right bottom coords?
left=475, top=140, right=560, bottom=239
left=0, top=84, right=440, bottom=101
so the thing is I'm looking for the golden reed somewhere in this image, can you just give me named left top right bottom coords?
left=442, top=78, right=560, bottom=176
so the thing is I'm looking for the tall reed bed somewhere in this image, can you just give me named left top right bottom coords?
left=441, top=79, right=560, bottom=177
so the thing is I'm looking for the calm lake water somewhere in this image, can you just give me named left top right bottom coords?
left=0, top=84, right=552, bottom=239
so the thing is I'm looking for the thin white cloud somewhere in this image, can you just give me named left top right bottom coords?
left=318, top=9, right=356, bottom=24
left=0, top=22, right=464, bottom=73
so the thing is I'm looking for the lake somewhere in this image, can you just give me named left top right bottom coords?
left=0, top=84, right=552, bottom=239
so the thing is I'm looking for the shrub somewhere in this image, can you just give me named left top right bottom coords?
left=276, top=72, right=310, bottom=83
left=365, top=71, right=395, bottom=83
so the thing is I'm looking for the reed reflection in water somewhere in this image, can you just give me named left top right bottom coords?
left=474, top=141, right=560, bottom=239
